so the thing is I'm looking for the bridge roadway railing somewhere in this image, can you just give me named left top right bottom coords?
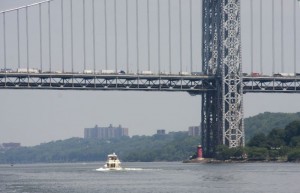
left=0, top=73, right=216, bottom=93
left=243, top=76, right=300, bottom=93
left=1, top=73, right=300, bottom=93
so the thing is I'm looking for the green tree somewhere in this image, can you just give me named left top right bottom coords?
left=215, top=145, right=233, bottom=160
left=287, top=149, right=300, bottom=162
left=231, top=147, right=246, bottom=160
left=248, top=133, right=267, bottom=147
left=246, top=147, right=268, bottom=161
left=267, top=128, right=286, bottom=148
left=290, top=136, right=300, bottom=147
left=268, top=149, right=280, bottom=160
left=285, top=121, right=300, bottom=146
left=244, top=112, right=300, bottom=141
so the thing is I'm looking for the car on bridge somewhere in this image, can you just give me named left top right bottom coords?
left=250, top=72, right=260, bottom=77
left=118, top=70, right=126, bottom=75
left=191, top=72, right=204, bottom=76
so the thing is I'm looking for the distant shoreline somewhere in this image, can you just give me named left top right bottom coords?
left=183, top=158, right=300, bottom=163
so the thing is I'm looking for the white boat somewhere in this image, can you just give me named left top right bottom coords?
left=104, top=153, right=122, bottom=170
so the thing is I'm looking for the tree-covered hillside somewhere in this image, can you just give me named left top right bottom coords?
left=245, top=112, right=300, bottom=141
left=215, top=120, right=300, bottom=162
left=0, top=132, right=201, bottom=164
left=2, top=112, right=300, bottom=163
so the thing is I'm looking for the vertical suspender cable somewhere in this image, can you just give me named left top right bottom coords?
left=104, top=0, right=108, bottom=70
left=179, top=0, right=182, bottom=73
left=126, top=0, right=129, bottom=73
left=114, top=0, right=117, bottom=73
left=200, top=1, right=202, bottom=72
left=147, top=0, right=150, bottom=71
left=189, top=0, right=193, bottom=73
left=48, top=1, right=51, bottom=72
left=168, top=0, right=171, bottom=74
left=26, top=7, right=29, bottom=71
left=294, top=0, right=297, bottom=73
left=39, top=5, right=43, bottom=71
left=281, top=0, right=284, bottom=72
left=71, top=0, right=74, bottom=73
left=157, top=0, right=161, bottom=73
left=83, top=0, right=86, bottom=70
left=61, top=0, right=64, bottom=72
left=17, top=10, right=21, bottom=69
left=3, top=13, right=6, bottom=70
left=260, top=0, right=262, bottom=74
left=250, top=0, right=253, bottom=74
left=272, top=0, right=275, bottom=74
left=136, top=0, right=139, bottom=73
left=92, top=0, right=96, bottom=73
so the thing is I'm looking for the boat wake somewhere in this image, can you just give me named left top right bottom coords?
left=95, top=167, right=146, bottom=172
left=123, top=168, right=144, bottom=171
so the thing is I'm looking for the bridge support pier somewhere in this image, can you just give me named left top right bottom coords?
left=201, top=0, right=244, bottom=157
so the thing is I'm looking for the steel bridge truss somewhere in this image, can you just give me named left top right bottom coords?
left=243, top=77, right=300, bottom=93
left=202, top=0, right=244, bottom=157
left=0, top=73, right=216, bottom=93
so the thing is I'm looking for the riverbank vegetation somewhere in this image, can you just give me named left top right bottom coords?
left=244, top=112, right=300, bottom=142
left=216, top=120, right=300, bottom=162
left=1, top=112, right=300, bottom=163
left=0, top=132, right=201, bottom=164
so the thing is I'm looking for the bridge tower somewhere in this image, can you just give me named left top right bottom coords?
left=201, top=0, right=244, bottom=157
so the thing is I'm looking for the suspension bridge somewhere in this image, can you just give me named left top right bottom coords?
left=0, top=0, right=299, bottom=157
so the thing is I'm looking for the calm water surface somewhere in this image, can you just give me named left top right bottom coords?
left=0, top=162, right=299, bottom=193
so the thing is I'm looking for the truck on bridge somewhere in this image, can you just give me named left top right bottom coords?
left=17, top=68, right=39, bottom=73
left=141, top=71, right=153, bottom=75
left=273, top=73, right=296, bottom=77
left=100, top=70, right=115, bottom=74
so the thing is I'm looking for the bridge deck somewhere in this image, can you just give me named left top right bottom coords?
left=0, top=73, right=215, bottom=93
left=243, top=76, right=300, bottom=93
left=1, top=73, right=300, bottom=93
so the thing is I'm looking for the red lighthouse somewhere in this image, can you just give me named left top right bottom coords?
left=197, top=145, right=204, bottom=160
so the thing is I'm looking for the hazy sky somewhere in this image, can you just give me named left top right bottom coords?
left=0, top=0, right=300, bottom=146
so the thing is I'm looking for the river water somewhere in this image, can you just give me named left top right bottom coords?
left=0, top=162, right=299, bottom=193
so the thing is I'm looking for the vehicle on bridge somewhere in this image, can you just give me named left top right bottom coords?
left=118, top=70, right=126, bottom=75
left=159, top=72, right=170, bottom=75
left=250, top=72, right=260, bottom=77
left=179, top=71, right=191, bottom=76
left=17, top=68, right=40, bottom=73
left=100, top=70, right=115, bottom=74
left=0, top=68, right=13, bottom=73
left=191, top=72, right=204, bottom=76
left=140, top=71, right=153, bottom=75
left=83, top=69, right=94, bottom=74
left=273, top=73, right=295, bottom=77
